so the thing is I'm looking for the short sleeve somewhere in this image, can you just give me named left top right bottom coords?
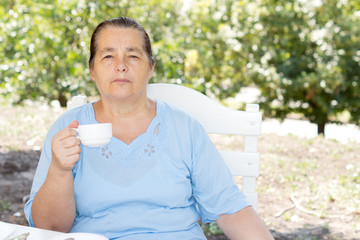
left=190, top=122, right=250, bottom=223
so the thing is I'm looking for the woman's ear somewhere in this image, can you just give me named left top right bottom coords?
left=148, top=63, right=155, bottom=79
left=90, top=67, right=95, bottom=81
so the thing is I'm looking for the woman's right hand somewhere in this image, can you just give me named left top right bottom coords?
left=51, top=120, right=81, bottom=172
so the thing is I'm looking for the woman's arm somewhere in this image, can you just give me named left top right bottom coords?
left=31, top=121, right=81, bottom=232
left=216, top=206, right=274, bottom=240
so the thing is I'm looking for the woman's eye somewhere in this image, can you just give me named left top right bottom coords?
left=104, top=55, right=113, bottom=59
left=129, top=55, right=139, bottom=59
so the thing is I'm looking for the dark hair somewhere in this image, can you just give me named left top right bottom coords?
left=89, top=17, right=155, bottom=68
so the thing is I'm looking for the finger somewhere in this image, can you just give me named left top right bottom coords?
left=52, top=137, right=80, bottom=160
left=54, top=153, right=80, bottom=171
left=64, top=145, right=81, bottom=158
left=55, top=128, right=77, bottom=142
left=53, top=120, right=79, bottom=141
left=68, top=120, right=79, bottom=129
left=52, top=146, right=81, bottom=171
left=55, top=142, right=81, bottom=159
left=60, top=136, right=81, bottom=148
left=67, top=153, right=80, bottom=162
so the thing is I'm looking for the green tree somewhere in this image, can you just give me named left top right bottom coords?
left=1, top=0, right=97, bottom=106
left=180, top=0, right=252, bottom=99
left=242, top=0, right=360, bottom=134
left=1, top=0, right=359, bottom=134
left=0, top=0, right=183, bottom=106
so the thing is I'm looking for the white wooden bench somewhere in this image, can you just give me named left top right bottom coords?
left=147, top=83, right=262, bottom=210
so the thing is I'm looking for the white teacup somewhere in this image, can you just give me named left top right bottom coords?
left=77, top=123, right=112, bottom=147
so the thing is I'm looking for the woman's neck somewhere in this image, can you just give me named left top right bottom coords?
left=93, top=97, right=157, bottom=144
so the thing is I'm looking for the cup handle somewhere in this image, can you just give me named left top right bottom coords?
left=72, top=128, right=79, bottom=139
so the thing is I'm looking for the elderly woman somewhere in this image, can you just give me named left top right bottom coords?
left=24, top=17, right=274, bottom=240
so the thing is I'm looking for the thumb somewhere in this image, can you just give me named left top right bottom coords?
left=68, top=120, right=79, bottom=129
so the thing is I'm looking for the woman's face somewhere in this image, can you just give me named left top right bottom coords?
left=90, top=27, right=154, bottom=102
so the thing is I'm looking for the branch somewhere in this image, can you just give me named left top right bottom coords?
left=275, top=205, right=295, bottom=218
left=290, top=192, right=322, bottom=218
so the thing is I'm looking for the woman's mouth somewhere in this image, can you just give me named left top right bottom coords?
left=112, top=78, right=130, bottom=84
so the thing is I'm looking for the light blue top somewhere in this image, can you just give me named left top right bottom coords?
left=24, top=100, right=250, bottom=240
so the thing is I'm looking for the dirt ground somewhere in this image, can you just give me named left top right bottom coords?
left=1, top=104, right=359, bottom=239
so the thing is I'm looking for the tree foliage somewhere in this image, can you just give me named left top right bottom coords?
left=0, top=0, right=183, bottom=105
left=235, top=0, right=360, bottom=133
left=1, top=0, right=359, bottom=134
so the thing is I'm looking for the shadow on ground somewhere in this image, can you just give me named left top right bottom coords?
left=0, top=149, right=40, bottom=225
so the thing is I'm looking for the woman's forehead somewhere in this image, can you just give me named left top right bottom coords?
left=97, top=27, right=144, bottom=50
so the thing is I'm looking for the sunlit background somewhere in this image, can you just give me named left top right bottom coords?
left=1, top=0, right=359, bottom=239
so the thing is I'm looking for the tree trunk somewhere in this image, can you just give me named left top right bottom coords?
left=317, top=122, right=325, bottom=135
left=58, top=93, right=67, bottom=107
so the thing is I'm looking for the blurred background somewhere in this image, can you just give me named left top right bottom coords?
left=1, top=0, right=360, bottom=135
left=0, top=0, right=359, bottom=239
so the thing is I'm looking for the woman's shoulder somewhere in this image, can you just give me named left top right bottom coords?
left=156, top=100, right=203, bottom=131
left=157, top=100, right=194, bottom=121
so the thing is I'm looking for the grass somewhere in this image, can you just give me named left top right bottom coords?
left=202, top=222, right=223, bottom=236
left=0, top=103, right=65, bottom=152
left=211, top=132, right=360, bottom=238
left=0, top=200, right=11, bottom=211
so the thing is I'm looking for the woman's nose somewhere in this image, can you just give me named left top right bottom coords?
left=115, top=59, right=128, bottom=72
